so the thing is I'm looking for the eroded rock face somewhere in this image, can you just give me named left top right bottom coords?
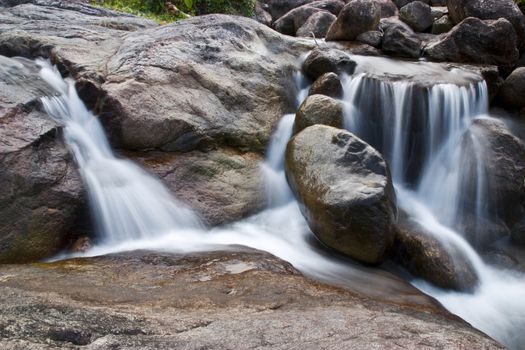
left=496, top=67, right=525, bottom=109
left=393, top=214, right=479, bottom=292
left=102, top=15, right=312, bottom=152
left=294, top=94, right=343, bottom=133
left=285, top=125, right=397, bottom=264
left=302, top=47, right=357, bottom=80
left=326, top=0, right=381, bottom=41
left=447, top=0, right=525, bottom=51
left=424, top=18, right=519, bottom=68
left=0, top=249, right=505, bottom=349
left=132, top=149, right=266, bottom=227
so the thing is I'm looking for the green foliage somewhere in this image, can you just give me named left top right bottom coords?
left=516, top=0, right=525, bottom=13
left=95, top=0, right=180, bottom=23
left=94, top=0, right=256, bottom=23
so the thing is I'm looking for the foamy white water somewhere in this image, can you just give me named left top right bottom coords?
left=28, top=56, right=525, bottom=349
left=341, top=60, right=525, bottom=349
left=38, top=61, right=202, bottom=244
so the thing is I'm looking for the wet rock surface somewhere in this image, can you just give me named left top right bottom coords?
left=0, top=61, right=85, bottom=263
left=285, top=125, right=397, bottom=264
left=0, top=249, right=504, bottom=349
left=467, top=118, right=525, bottom=241
left=393, top=214, right=479, bottom=292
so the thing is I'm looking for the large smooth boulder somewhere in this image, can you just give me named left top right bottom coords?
left=381, top=18, right=422, bottom=58
left=447, top=0, right=525, bottom=51
left=285, top=125, right=397, bottom=264
left=302, top=47, right=357, bottom=80
left=496, top=67, right=525, bottom=109
left=326, top=0, right=381, bottom=41
left=393, top=214, right=479, bottom=292
left=296, top=11, right=336, bottom=38
left=294, top=94, right=343, bottom=133
left=399, top=1, right=433, bottom=32
left=98, top=15, right=313, bottom=153
left=424, top=18, right=519, bottom=68
left=274, top=0, right=344, bottom=36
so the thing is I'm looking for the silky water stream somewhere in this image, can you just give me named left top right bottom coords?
left=2, top=55, right=524, bottom=349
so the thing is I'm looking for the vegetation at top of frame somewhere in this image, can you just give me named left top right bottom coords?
left=517, top=0, right=525, bottom=13
left=94, top=0, right=256, bottom=23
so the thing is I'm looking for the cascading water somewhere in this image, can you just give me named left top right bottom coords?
left=341, top=56, right=525, bottom=349
left=4, top=54, right=524, bottom=349
left=37, top=60, right=202, bottom=244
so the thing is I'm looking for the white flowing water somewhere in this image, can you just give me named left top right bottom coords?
left=341, top=59, right=525, bottom=349
left=11, top=57, right=522, bottom=349
left=38, top=61, right=203, bottom=244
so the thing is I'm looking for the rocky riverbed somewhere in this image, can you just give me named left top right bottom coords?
left=0, top=249, right=504, bottom=349
left=2, top=0, right=525, bottom=348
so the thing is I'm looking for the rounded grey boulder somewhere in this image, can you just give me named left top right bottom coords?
left=296, top=11, right=337, bottom=38
left=399, top=1, right=433, bottom=32
left=308, top=72, right=344, bottom=98
left=326, top=0, right=381, bottom=41
left=302, top=48, right=357, bottom=80
left=294, top=94, right=344, bottom=133
left=285, top=125, right=397, bottom=264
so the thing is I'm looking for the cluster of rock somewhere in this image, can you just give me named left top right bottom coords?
left=284, top=50, right=486, bottom=290
left=1, top=0, right=525, bottom=294
left=261, top=0, right=524, bottom=70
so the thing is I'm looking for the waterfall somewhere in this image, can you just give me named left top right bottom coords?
left=5, top=55, right=523, bottom=349
left=341, top=59, right=525, bottom=350
left=38, top=60, right=203, bottom=244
